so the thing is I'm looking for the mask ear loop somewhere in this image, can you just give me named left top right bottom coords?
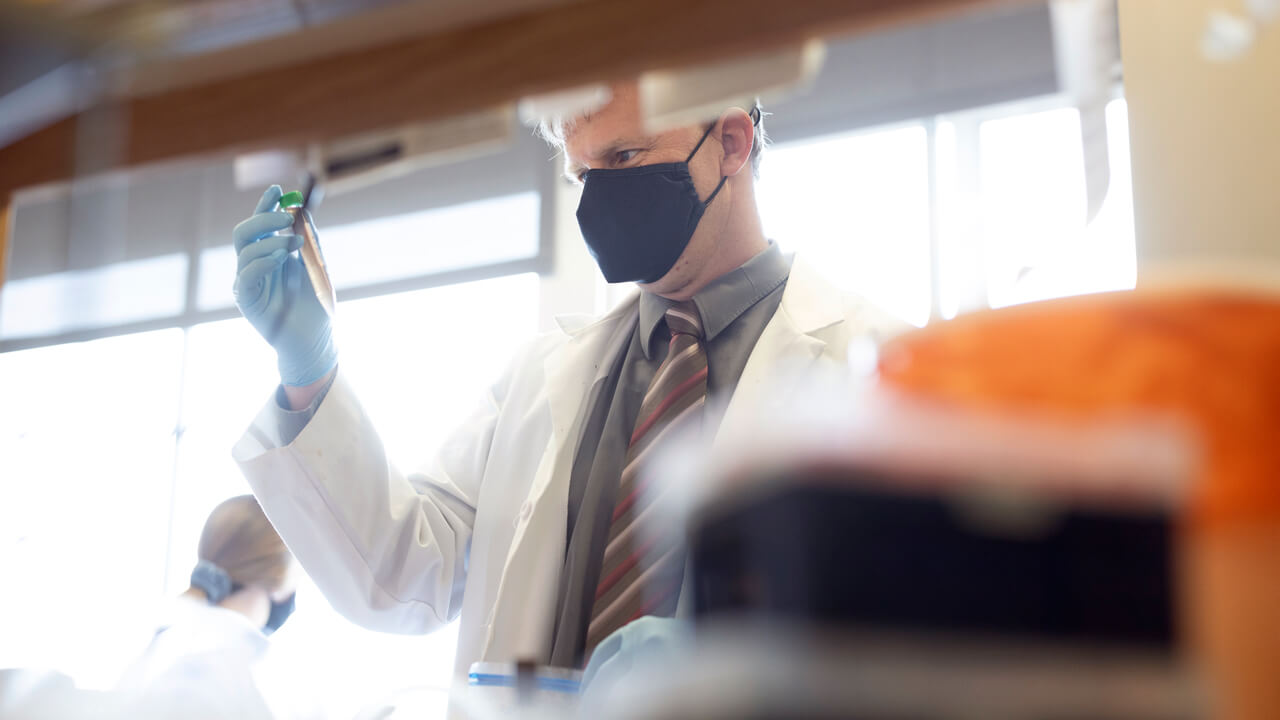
left=685, top=120, right=726, bottom=207
left=689, top=106, right=760, bottom=208
left=685, top=120, right=718, bottom=163
left=687, top=105, right=762, bottom=164
left=700, top=175, right=729, bottom=208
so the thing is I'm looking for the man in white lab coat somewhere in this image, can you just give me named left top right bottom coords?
left=230, top=82, right=902, bottom=686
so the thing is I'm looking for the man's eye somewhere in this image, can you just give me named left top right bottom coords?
left=614, top=149, right=638, bottom=164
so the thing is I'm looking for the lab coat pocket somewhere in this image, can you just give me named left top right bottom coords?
left=483, top=435, right=568, bottom=661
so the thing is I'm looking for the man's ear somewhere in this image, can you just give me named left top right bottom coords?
left=717, top=108, right=755, bottom=177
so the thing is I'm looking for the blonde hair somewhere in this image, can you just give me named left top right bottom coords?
left=195, top=495, right=292, bottom=595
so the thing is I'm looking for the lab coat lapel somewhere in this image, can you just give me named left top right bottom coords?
left=483, top=293, right=639, bottom=662
left=715, top=257, right=846, bottom=445
left=544, top=291, right=641, bottom=483
left=483, top=258, right=844, bottom=658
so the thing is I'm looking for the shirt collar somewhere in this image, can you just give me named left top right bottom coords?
left=638, top=242, right=790, bottom=359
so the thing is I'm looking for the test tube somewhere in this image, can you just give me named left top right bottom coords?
left=278, top=190, right=337, bottom=316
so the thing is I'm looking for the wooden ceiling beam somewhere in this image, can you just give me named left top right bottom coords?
left=0, top=0, right=1016, bottom=198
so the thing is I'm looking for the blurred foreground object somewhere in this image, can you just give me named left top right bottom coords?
left=462, top=662, right=580, bottom=719
left=878, top=285, right=1280, bottom=719
left=637, top=41, right=825, bottom=133
left=598, top=629, right=1199, bottom=720
left=877, top=287, right=1280, bottom=529
left=348, top=663, right=579, bottom=720
left=604, top=367, right=1198, bottom=718
left=606, top=280, right=1279, bottom=719
left=1200, top=1, right=1278, bottom=61
left=1117, top=0, right=1280, bottom=273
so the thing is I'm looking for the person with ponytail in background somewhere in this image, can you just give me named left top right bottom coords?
left=117, top=495, right=299, bottom=720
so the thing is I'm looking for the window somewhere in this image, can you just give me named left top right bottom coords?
left=974, top=99, right=1136, bottom=308
left=196, top=192, right=542, bottom=311
left=332, top=273, right=540, bottom=469
left=757, top=124, right=933, bottom=327
left=0, top=254, right=189, bottom=340
left=0, top=330, right=185, bottom=688
left=165, top=319, right=279, bottom=595
left=756, top=97, right=1136, bottom=326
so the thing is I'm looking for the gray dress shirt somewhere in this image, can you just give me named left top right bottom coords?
left=272, top=375, right=337, bottom=447
left=548, top=244, right=790, bottom=668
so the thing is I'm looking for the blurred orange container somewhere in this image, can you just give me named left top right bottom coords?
left=877, top=286, right=1280, bottom=719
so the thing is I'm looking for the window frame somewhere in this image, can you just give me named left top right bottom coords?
left=0, top=133, right=557, bottom=354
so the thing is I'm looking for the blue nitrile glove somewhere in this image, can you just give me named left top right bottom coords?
left=232, top=185, right=337, bottom=387
left=581, top=617, right=691, bottom=697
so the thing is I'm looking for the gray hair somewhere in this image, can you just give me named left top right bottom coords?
left=536, top=103, right=771, bottom=179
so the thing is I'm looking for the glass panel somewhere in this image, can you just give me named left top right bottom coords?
left=332, top=272, right=540, bottom=469
left=195, top=245, right=236, bottom=312
left=757, top=125, right=933, bottom=327
left=933, top=119, right=985, bottom=320
left=168, top=319, right=279, bottom=596
left=0, top=329, right=185, bottom=688
left=978, top=99, right=1136, bottom=308
left=0, top=254, right=189, bottom=340
left=197, top=192, right=541, bottom=311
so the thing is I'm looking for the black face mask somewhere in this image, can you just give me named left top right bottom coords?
left=575, top=121, right=728, bottom=284
left=263, top=592, right=296, bottom=635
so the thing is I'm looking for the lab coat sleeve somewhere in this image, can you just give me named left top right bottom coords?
left=232, top=360, right=512, bottom=635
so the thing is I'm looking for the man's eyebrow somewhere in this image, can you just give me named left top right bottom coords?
left=593, top=136, right=653, bottom=161
left=588, top=139, right=628, bottom=160
left=566, top=136, right=649, bottom=181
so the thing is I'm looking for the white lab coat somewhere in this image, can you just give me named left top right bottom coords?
left=115, top=600, right=277, bottom=720
left=234, top=257, right=903, bottom=683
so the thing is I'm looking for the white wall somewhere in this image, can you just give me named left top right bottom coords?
left=1119, top=0, right=1280, bottom=271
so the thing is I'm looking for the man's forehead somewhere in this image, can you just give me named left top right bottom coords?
left=565, top=103, right=645, bottom=146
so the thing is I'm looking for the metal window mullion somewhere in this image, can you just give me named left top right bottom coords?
left=954, top=114, right=987, bottom=313
left=0, top=255, right=546, bottom=353
left=925, top=118, right=943, bottom=324
left=160, top=325, right=191, bottom=597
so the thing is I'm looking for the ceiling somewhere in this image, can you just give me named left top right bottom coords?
left=0, top=0, right=512, bottom=146
left=0, top=0, right=415, bottom=69
left=0, top=0, right=1022, bottom=195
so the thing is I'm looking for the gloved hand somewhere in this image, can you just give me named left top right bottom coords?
left=581, top=616, right=691, bottom=697
left=233, top=185, right=337, bottom=387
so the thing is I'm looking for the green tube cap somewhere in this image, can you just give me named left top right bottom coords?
left=279, top=190, right=305, bottom=208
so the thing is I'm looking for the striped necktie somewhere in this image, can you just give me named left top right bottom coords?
left=586, top=300, right=708, bottom=654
